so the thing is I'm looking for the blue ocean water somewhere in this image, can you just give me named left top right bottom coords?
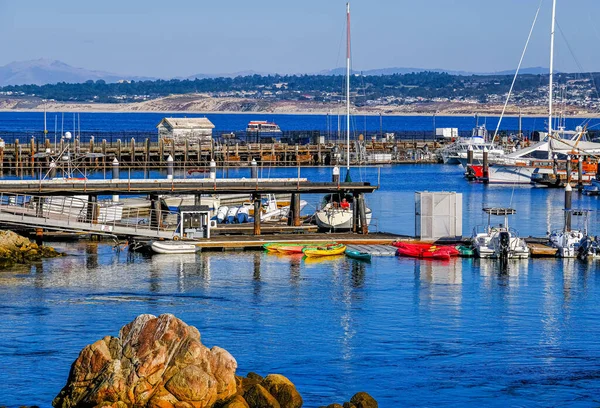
left=2, top=111, right=600, bottom=135
left=1, top=164, right=600, bottom=407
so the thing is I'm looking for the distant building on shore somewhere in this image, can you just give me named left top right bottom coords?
left=157, top=117, right=215, bottom=143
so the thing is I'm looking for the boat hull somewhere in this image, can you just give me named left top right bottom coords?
left=151, top=241, right=198, bottom=254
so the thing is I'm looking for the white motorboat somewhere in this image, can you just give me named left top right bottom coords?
left=439, top=125, right=506, bottom=165
left=549, top=229, right=584, bottom=258
left=472, top=208, right=529, bottom=259
left=550, top=208, right=598, bottom=260
left=151, top=241, right=199, bottom=254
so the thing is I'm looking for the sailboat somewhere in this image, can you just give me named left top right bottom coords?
left=466, top=0, right=599, bottom=185
left=314, top=2, right=372, bottom=231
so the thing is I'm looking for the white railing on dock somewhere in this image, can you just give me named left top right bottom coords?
left=0, top=192, right=178, bottom=239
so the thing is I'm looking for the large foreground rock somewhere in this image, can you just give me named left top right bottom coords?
left=54, top=314, right=375, bottom=408
left=53, top=314, right=238, bottom=408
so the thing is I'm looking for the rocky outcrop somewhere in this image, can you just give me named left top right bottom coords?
left=54, top=314, right=376, bottom=408
left=319, top=392, right=378, bottom=408
left=0, top=230, right=61, bottom=266
left=53, top=314, right=238, bottom=408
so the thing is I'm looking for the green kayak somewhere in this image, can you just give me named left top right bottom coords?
left=345, top=249, right=372, bottom=262
left=456, top=245, right=475, bottom=257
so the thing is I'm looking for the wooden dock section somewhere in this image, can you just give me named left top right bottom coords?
left=346, top=244, right=397, bottom=256
left=181, top=232, right=401, bottom=251
left=527, top=242, right=558, bottom=258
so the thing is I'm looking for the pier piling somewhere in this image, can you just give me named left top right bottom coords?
left=482, top=147, right=489, bottom=184
left=565, top=184, right=572, bottom=231
left=253, top=193, right=261, bottom=236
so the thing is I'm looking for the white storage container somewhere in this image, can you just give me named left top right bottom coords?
left=415, top=192, right=462, bottom=240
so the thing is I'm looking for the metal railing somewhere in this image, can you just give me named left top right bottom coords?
left=0, top=192, right=179, bottom=237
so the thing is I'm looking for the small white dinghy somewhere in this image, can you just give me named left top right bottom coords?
left=151, top=241, right=199, bottom=254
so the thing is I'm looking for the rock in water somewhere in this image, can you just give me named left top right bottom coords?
left=53, top=314, right=238, bottom=408
left=349, top=392, right=378, bottom=408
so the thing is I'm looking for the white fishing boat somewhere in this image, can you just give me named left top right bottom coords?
left=472, top=208, right=529, bottom=260
left=313, top=3, right=373, bottom=232
left=151, top=241, right=199, bottom=254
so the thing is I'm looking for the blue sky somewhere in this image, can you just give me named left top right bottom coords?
left=0, top=0, right=599, bottom=77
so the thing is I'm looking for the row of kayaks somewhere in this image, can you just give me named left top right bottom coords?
left=393, top=241, right=474, bottom=260
left=263, top=242, right=372, bottom=261
left=151, top=239, right=472, bottom=260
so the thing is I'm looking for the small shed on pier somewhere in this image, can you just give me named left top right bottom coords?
left=157, top=117, right=215, bottom=143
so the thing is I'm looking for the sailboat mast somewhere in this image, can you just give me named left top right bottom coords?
left=547, top=0, right=557, bottom=159
left=346, top=2, right=351, bottom=172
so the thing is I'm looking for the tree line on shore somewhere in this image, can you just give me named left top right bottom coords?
left=1, top=71, right=597, bottom=105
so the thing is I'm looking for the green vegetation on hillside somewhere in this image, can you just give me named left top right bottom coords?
left=0, top=71, right=597, bottom=106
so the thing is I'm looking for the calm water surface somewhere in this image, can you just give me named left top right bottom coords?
left=1, top=165, right=600, bottom=407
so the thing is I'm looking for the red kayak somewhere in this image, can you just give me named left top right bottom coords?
left=393, top=242, right=459, bottom=260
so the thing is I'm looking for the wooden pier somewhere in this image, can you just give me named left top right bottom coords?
left=0, top=137, right=440, bottom=173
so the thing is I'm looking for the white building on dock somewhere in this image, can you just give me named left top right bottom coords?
left=157, top=117, right=215, bottom=143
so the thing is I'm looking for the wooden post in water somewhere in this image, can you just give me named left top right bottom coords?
left=159, top=138, right=164, bottom=164
left=15, top=139, right=20, bottom=176
left=565, top=184, right=572, bottom=231
left=145, top=138, right=151, bottom=166
left=30, top=137, right=35, bottom=176
left=358, top=194, right=368, bottom=234
left=352, top=193, right=358, bottom=233
left=170, top=139, right=175, bottom=161
left=566, top=155, right=572, bottom=185
left=35, top=228, right=44, bottom=246
left=184, top=139, right=189, bottom=164
left=287, top=195, right=295, bottom=226
left=86, top=195, right=99, bottom=224
left=253, top=193, right=261, bottom=235
left=482, top=147, right=489, bottom=184
left=102, top=139, right=107, bottom=167
left=293, top=193, right=301, bottom=227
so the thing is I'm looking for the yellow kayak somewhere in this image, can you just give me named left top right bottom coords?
left=303, top=244, right=347, bottom=257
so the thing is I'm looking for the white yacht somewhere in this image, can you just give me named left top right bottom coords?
left=472, top=208, right=529, bottom=259
left=439, top=125, right=505, bottom=165
left=550, top=208, right=596, bottom=259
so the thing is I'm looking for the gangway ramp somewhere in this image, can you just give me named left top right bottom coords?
left=0, top=193, right=177, bottom=239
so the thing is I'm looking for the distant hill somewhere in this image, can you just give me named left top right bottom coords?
left=185, top=70, right=272, bottom=80
left=0, top=59, right=155, bottom=86
left=317, top=66, right=550, bottom=76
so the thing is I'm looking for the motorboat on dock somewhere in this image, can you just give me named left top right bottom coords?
left=549, top=209, right=591, bottom=258
left=472, top=208, right=529, bottom=260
